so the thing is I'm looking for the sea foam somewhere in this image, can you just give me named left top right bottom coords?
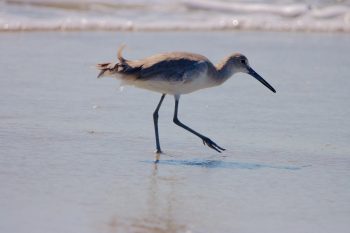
left=1, top=0, right=349, bottom=32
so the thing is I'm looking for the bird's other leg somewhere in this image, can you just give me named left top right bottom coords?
left=172, top=95, right=225, bottom=153
left=153, top=94, right=166, bottom=154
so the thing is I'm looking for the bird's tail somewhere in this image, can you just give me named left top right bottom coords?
left=96, top=45, right=127, bottom=78
left=96, top=62, right=119, bottom=78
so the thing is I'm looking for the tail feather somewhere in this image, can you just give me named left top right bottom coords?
left=97, top=44, right=141, bottom=79
left=96, top=62, right=118, bottom=78
left=117, top=44, right=127, bottom=63
left=96, top=62, right=116, bottom=70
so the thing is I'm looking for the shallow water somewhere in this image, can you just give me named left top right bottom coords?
left=0, top=31, right=350, bottom=233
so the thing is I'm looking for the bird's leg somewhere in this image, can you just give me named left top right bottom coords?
left=153, top=94, right=166, bottom=154
left=172, top=95, right=225, bottom=153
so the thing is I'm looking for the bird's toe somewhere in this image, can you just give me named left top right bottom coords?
left=202, top=137, right=225, bottom=153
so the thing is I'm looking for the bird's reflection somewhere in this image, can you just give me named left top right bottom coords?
left=106, top=162, right=188, bottom=233
left=130, top=164, right=187, bottom=233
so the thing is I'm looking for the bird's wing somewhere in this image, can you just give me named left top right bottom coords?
left=138, top=59, right=208, bottom=82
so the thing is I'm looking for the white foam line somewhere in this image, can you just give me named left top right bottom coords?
left=183, top=0, right=309, bottom=17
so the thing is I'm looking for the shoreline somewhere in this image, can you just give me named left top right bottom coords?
left=1, top=27, right=350, bottom=34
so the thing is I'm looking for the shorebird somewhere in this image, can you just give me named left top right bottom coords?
left=97, top=46, right=276, bottom=154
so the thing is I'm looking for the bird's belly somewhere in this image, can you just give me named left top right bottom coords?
left=126, top=75, right=216, bottom=95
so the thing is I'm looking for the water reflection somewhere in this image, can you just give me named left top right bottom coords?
left=132, top=164, right=186, bottom=233
left=111, top=164, right=188, bottom=233
left=104, top=159, right=302, bottom=232
left=143, top=159, right=302, bottom=170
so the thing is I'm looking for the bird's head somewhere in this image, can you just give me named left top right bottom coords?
left=225, top=53, right=276, bottom=93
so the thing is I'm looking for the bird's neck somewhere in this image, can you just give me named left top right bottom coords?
left=215, top=61, right=235, bottom=84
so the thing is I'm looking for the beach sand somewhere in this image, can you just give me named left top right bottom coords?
left=0, top=31, right=349, bottom=233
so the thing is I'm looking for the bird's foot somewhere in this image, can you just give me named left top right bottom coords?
left=154, top=149, right=163, bottom=154
left=202, top=137, right=225, bottom=153
left=154, top=149, right=163, bottom=163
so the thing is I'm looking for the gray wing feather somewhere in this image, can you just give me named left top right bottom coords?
left=138, top=59, right=208, bottom=82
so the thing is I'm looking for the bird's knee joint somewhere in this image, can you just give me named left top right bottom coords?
left=173, top=117, right=180, bottom=124
left=153, top=112, right=159, bottom=120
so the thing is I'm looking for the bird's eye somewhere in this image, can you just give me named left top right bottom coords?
left=241, top=59, right=246, bottom=64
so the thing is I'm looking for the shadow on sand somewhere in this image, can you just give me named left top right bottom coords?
left=142, top=159, right=302, bottom=170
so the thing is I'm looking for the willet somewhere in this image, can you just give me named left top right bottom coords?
left=97, top=46, right=276, bottom=154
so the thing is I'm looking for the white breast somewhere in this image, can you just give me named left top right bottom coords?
left=128, top=73, right=216, bottom=95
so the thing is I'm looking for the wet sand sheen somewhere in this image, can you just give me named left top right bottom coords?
left=0, top=31, right=350, bottom=233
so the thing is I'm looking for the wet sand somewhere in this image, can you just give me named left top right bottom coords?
left=0, top=31, right=350, bottom=233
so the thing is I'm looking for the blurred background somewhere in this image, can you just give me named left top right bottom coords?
left=1, top=0, right=349, bottom=32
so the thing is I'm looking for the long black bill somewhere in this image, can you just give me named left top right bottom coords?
left=248, top=67, right=276, bottom=93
